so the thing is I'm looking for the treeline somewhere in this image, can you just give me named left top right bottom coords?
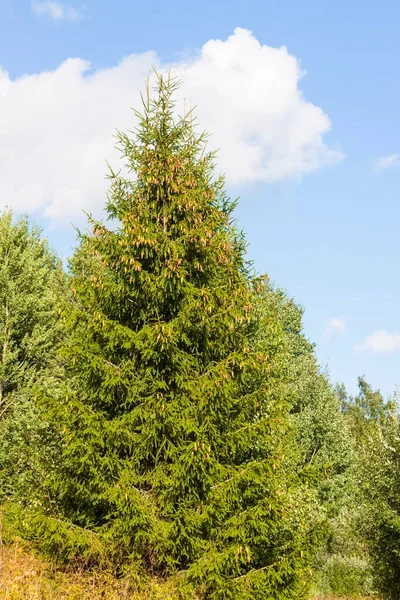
left=0, top=75, right=399, bottom=600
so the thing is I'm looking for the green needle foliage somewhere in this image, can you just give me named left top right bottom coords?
left=37, top=75, right=324, bottom=599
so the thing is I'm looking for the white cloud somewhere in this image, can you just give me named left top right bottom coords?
left=0, top=28, right=343, bottom=226
left=372, top=153, right=400, bottom=174
left=31, top=1, right=84, bottom=21
left=325, top=317, right=346, bottom=339
left=355, top=330, right=400, bottom=354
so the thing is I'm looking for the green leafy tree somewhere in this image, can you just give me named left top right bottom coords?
left=350, top=380, right=400, bottom=599
left=0, top=209, right=67, bottom=506
left=311, top=378, right=396, bottom=599
left=344, top=376, right=395, bottom=441
left=36, top=75, right=324, bottom=599
left=260, top=288, right=365, bottom=596
left=260, top=287, right=352, bottom=512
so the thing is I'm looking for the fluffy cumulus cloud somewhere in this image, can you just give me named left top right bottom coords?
left=372, top=153, right=400, bottom=174
left=0, top=28, right=342, bottom=226
left=355, top=330, right=400, bottom=354
left=325, top=317, right=346, bottom=339
left=31, top=1, right=84, bottom=21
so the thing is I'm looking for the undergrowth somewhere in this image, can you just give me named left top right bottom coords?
left=0, top=542, right=181, bottom=600
left=0, top=541, right=381, bottom=600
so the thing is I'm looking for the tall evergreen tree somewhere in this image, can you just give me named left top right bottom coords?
left=39, top=75, right=323, bottom=599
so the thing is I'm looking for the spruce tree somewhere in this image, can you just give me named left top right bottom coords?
left=40, top=75, right=323, bottom=599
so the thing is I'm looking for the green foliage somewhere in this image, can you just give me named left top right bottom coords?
left=354, top=383, right=400, bottom=599
left=34, top=75, right=325, bottom=598
left=0, top=210, right=65, bottom=399
left=311, top=505, right=375, bottom=598
left=261, top=287, right=352, bottom=513
left=313, top=552, right=374, bottom=598
left=0, top=210, right=67, bottom=506
left=328, top=377, right=400, bottom=599
left=261, top=289, right=361, bottom=599
left=343, top=377, right=396, bottom=442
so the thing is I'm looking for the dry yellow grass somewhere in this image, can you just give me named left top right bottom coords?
left=311, top=597, right=377, bottom=600
left=0, top=543, right=180, bottom=600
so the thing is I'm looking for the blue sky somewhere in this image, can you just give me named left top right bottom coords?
left=0, top=0, right=399, bottom=397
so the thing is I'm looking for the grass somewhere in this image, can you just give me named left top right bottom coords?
left=0, top=542, right=180, bottom=599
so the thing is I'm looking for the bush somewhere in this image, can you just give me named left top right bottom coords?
left=314, top=553, right=374, bottom=598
